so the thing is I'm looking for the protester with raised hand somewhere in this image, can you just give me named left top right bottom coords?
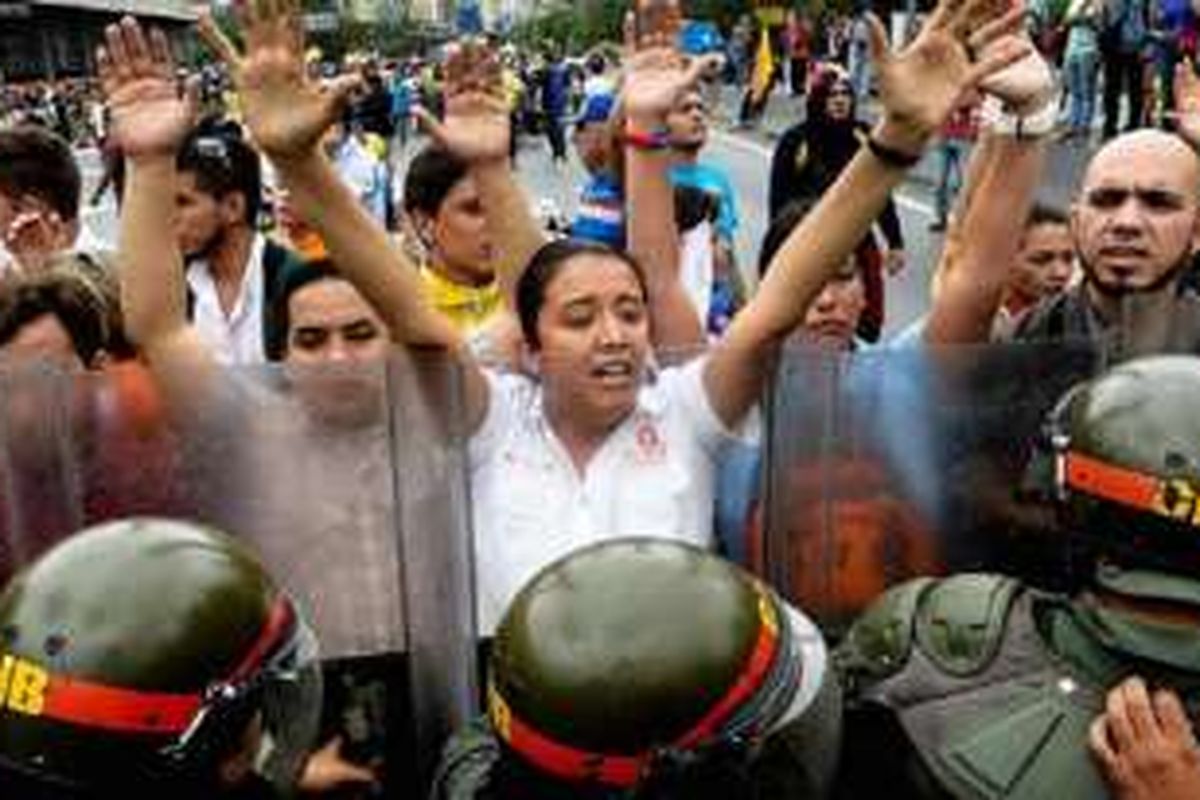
left=200, top=0, right=1026, bottom=635
left=752, top=0, right=1028, bottom=353
left=921, top=41, right=1057, bottom=344
left=414, top=20, right=711, bottom=355
left=413, top=40, right=543, bottom=317
left=619, top=3, right=719, bottom=352
left=100, top=17, right=401, bottom=795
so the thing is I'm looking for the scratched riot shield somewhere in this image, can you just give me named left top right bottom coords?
left=756, top=339, right=1103, bottom=636
left=0, top=351, right=477, bottom=794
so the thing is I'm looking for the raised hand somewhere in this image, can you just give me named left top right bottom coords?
left=2, top=198, right=73, bottom=274
left=96, top=17, right=196, bottom=159
left=414, top=39, right=511, bottom=164
left=978, top=36, right=1056, bottom=114
left=868, top=0, right=1030, bottom=150
left=620, top=0, right=721, bottom=123
left=197, top=2, right=359, bottom=163
left=1090, top=678, right=1200, bottom=800
left=1172, top=62, right=1200, bottom=150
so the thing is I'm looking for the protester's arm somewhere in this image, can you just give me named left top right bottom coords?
left=471, top=160, right=546, bottom=304
left=922, top=131, right=1045, bottom=343
left=1090, top=677, right=1200, bottom=800
left=702, top=0, right=1030, bottom=428
left=923, top=48, right=1054, bottom=345
left=97, top=18, right=213, bottom=378
left=198, top=5, right=489, bottom=431
left=625, top=131, right=706, bottom=350
left=621, top=27, right=718, bottom=351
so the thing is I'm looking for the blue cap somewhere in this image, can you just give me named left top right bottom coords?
left=574, top=92, right=616, bottom=128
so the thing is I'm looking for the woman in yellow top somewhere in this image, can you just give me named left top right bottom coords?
left=401, top=144, right=504, bottom=342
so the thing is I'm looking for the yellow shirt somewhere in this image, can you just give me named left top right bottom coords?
left=361, top=132, right=388, bottom=161
left=420, top=267, right=503, bottom=333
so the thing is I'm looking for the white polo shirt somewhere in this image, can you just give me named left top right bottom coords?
left=186, top=233, right=267, bottom=365
left=469, top=357, right=742, bottom=633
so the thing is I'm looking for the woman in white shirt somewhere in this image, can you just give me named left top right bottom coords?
left=198, top=0, right=1031, bottom=630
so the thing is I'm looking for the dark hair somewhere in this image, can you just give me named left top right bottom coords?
left=0, top=126, right=81, bottom=222
left=758, top=198, right=876, bottom=279
left=0, top=271, right=110, bottom=365
left=1025, top=202, right=1069, bottom=230
left=175, top=128, right=262, bottom=227
left=45, top=252, right=135, bottom=360
left=516, top=240, right=649, bottom=349
left=675, top=185, right=720, bottom=233
left=403, top=145, right=470, bottom=218
left=271, top=257, right=341, bottom=353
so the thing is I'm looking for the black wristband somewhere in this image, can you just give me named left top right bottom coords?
left=866, top=136, right=922, bottom=169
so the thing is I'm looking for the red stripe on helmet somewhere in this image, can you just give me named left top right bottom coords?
left=225, top=597, right=294, bottom=685
left=490, top=586, right=782, bottom=787
left=40, top=676, right=201, bottom=734
left=1064, top=451, right=1194, bottom=522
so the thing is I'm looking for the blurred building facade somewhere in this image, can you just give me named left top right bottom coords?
left=0, top=0, right=196, bottom=81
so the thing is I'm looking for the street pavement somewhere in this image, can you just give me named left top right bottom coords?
left=77, top=85, right=1101, bottom=338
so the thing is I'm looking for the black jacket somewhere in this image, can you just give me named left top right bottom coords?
left=768, top=119, right=904, bottom=251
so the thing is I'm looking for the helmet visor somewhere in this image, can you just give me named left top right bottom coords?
left=163, top=599, right=323, bottom=792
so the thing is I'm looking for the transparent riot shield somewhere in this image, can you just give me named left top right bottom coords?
left=0, top=350, right=477, bottom=793
left=758, top=339, right=1103, bottom=637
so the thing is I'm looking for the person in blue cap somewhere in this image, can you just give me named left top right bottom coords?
left=569, top=92, right=625, bottom=250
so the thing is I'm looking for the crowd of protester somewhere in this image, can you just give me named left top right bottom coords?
left=6, top=0, right=1200, bottom=796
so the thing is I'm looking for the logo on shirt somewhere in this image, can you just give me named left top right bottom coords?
left=633, top=416, right=667, bottom=465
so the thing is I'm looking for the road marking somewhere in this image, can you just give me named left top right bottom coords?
left=711, top=129, right=936, bottom=219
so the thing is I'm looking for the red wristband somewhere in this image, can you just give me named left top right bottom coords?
left=623, top=126, right=670, bottom=151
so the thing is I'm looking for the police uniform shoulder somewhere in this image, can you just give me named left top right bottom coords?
left=912, top=573, right=1024, bottom=677
left=836, top=576, right=937, bottom=682
left=837, top=574, right=1024, bottom=683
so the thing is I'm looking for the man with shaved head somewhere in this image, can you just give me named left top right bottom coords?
left=1007, top=129, right=1200, bottom=359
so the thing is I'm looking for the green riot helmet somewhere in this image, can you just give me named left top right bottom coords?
left=0, top=517, right=321, bottom=797
left=1048, top=355, right=1200, bottom=595
left=488, top=538, right=840, bottom=798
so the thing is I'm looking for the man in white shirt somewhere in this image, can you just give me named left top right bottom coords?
left=324, top=117, right=390, bottom=226
left=175, top=127, right=306, bottom=364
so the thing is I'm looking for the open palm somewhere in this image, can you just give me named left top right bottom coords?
left=871, top=0, right=1029, bottom=143
left=416, top=41, right=511, bottom=163
left=979, top=44, right=1055, bottom=113
left=198, top=5, right=358, bottom=163
left=619, top=0, right=720, bottom=121
left=97, top=19, right=195, bottom=159
left=622, top=49, right=694, bottom=119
